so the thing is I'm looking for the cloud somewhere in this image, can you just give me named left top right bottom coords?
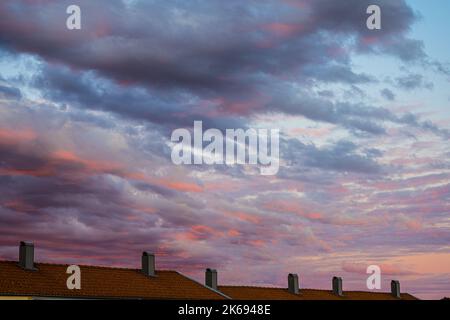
left=280, top=138, right=383, bottom=175
left=302, top=64, right=376, bottom=84
left=342, top=262, right=418, bottom=276
left=0, top=0, right=426, bottom=104
left=0, top=0, right=449, bottom=299
left=395, top=73, right=434, bottom=91
left=0, top=84, right=21, bottom=100
left=380, top=88, right=395, bottom=101
left=33, top=64, right=246, bottom=132
left=0, top=0, right=443, bottom=140
left=0, top=0, right=423, bottom=86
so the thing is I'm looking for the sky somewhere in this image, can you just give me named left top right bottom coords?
left=0, top=0, right=449, bottom=299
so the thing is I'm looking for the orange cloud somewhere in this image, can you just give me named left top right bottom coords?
left=248, top=239, right=265, bottom=247
left=180, top=225, right=223, bottom=241
left=227, top=229, right=241, bottom=237
left=161, top=181, right=203, bottom=193
left=226, top=211, right=260, bottom=224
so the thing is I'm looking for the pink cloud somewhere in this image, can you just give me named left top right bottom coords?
left=226, top=211, right=261, bottom=224
left=289, top=126, right=333, bottom=138
left=262, top=23, right=305, bottom=38
left=0, top=128, right=36, bottom=144
left=342, top=262, right=417, bottom=276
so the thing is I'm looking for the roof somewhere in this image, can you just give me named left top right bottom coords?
left=0, top=261, right=226, bottom=300
left=0, top=259, right=419, bottom=300
left=219, top=286, right=418, bottom=300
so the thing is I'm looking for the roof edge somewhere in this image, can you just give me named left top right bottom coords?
left=176, top=271, right=232, bottom=300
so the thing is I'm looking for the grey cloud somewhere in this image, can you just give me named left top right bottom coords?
left=33, top=64, right=246, bottom=132
left=395, top=74, right=434, bottom=91
left=1, top=0, right=441, bottom=139
left=281, top=138, right=382, bottom=175
left=398, top=113, right=450, bottom=139
left=302, top=65, right=375, bottom=84
left=0, top=0, right=425, bottom=99
left=381, top=88, right=395, bottom=101
left=0, top=85, right=21, bottom=100
left=382, top=38, right=426, bottom=62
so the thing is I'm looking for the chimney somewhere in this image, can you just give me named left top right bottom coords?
left=141, top=252, right=155, bottom=277
left=288, top=273, right=299, bottom=294
left=332, top=276, right=343, bottom=296
left=19, top=241, right=36, bottom=271
left=205, top=268, right=218, bottom=290
left=391, top=280, right=401, bottom=298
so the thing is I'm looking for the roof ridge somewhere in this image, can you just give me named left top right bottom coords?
left=221, top=286, right=367, bottom=292
left=219, top=285, right=288, bottom=289
left=0, top=259, right=176, bottom=272
left=218, top=285, right=416, bottom=296
left=175, top=271, right=232, bottom=300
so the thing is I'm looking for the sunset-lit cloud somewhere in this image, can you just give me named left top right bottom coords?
left=0, top=0, right=449, bottom=299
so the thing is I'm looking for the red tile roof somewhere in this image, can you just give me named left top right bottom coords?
left=0, top=261, right=226, bottom=299
left=0, top=259, right=418, bottom=300
left=219, top=286, right=418, bottom=300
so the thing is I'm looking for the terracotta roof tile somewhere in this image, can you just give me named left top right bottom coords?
left=0, top=260, right=418, bottom=300
left=0, top=261, right=225, bottom=299
left=218, top=286, right=418, bottom=300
